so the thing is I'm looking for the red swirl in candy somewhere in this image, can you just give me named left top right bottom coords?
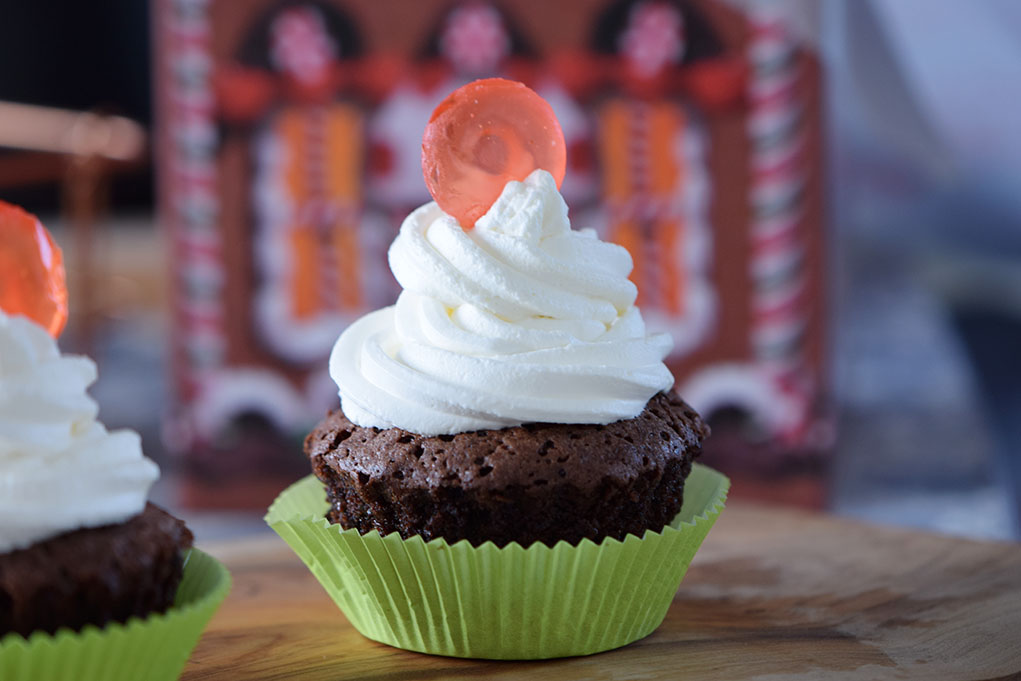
left=421, top=78, right=566, bottom=229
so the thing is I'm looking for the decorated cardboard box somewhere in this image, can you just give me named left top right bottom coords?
left=155, top=0, right=827, bottom=506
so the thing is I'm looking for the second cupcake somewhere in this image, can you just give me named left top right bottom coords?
left=0, top=202, right=229, bottom=681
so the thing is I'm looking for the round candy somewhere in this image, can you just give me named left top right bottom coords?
left=422, top=78, right=566, bottom=228
left=0, top=201, right=68, bottom=337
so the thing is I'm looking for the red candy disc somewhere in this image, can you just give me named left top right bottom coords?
left=0, top=201, right=68, bottom=337
left=422, top=78, right=566, bottom=228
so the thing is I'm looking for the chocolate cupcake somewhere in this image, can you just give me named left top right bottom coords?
left=269, top=81, right=726, bottom=659
left=315, top=168, right=701, bottom=547
left=0, top=205, right=228, bottom=681
left=308, top=392, right=707, bottom=547
left=0, top=504, right=192, bottom=637
left=0, top=311, right=192, bottom=639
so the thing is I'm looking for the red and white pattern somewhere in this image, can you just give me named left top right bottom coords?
left=619, top=2, right=686, bottom=78
left=440, top=4, right=510, bottom=75
left=250, top=107, right=367, bottom=363
left=270, top=6, right=336, bottom=84
left=746, top=10, right=813, bottom=444
left=608, top=103, right=713, bottom=358
left=162, top=0, right=342, bottom=452
left=162, top=0, right=237, bottom=450
left=163, top=0, right=224, bottom=396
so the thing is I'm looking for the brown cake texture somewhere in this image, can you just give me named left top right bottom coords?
left=306, top=392, right=709, bottom=548
left=0, top=503, right=194, bottom=638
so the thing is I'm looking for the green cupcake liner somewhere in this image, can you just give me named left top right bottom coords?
left=0, top=548, right=231, bottom=681
left=266, top=463, right=728, bottom=659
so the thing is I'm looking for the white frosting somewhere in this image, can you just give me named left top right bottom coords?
left=330, top=170, right=674, bottom=435
left=0, top=311, right=159, bottom=554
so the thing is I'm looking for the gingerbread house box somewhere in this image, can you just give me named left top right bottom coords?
left=155, top=0, right=827, bottom=506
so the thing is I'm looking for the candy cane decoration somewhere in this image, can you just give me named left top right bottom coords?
left=746, top=9, right=813, bottom=444
left=163, top=0, right=226, bottom=403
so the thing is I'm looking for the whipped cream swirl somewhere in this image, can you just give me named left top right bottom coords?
left=332, top=170, right=674, bottom=435
left=0, top=311, right=159, bottom=554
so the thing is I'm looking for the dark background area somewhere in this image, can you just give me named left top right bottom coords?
left=0, top=0, right=153, bottom=211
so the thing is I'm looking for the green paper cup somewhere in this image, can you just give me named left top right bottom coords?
left=266, top=462, right=728, bottom=659
left=0, top=548, right=230, bottom=681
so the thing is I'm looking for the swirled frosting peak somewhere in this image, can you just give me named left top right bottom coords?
left=331, top=169, right=674, bottom=435
left=0, top=311, right=159, bottom=553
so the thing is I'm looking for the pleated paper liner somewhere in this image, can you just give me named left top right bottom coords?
left=0, top=548, right=231, bottom=681
left=266, top=462, right=729, bottom=659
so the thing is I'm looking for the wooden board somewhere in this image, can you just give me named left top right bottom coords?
left=181, top=503, right=1021, bottom=680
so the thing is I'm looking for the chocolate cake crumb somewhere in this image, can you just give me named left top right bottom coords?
left=306, top=392, right=708, bottom=548
left=0, top=504, right=194, bottom=637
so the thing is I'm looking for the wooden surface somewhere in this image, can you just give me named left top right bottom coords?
left=181, top=503, right=1021, bottom=681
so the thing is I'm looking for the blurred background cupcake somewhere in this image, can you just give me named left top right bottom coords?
left=0, top=308, right=190, bottom=639
left=0, top=206, right=228, bottom=681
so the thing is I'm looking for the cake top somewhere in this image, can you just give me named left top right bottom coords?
left=0, top=202, right=159, bottom=553
left=309, top=392, right=707, bottom=491
left=330, top=80, right=674, bottom=436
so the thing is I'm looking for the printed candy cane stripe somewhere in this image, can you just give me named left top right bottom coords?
left=170, top=0, right=209, bottom=26
left=752, top=213, right=803, bottom=253
left=752, top=219, right=802, bottom=255
left=751, top=244, right=805, bottom=293
left=169, top=159, right=217, bottom=189
left=183, top=329, right=227, bottom=369
left=168, top=16, right=211, bottom=42
left=747, top=9, right=813, bottom=442
left=168, top=87, right=214, bottom=113
left=175, top=199, right=218, bottom=242
left=749, top=68, right=800, bottom=109
left=177, top=313, right=224, bottom=345
left=749, top=20, right=796, bottom=74
left=176, top=301, right=223, bottom=334
left=752, top=132, right=806, bottom=178
left=753, top=268, right=807, bottom=309
left=752, top=316, right=807, bottom=363
left=748, top=65, right=802, bottom=111
left=750, top=42, right=796, bottom=80
left=173, top=123, right=217, bottom=161
left=753, top=279, right=809, bottom=337
left=170, top=50, right=213, bottom=97
left=176, top=233, right=219, bottom=261
left=169, top=173, right=217, bottom=231
left=751, top=174, right=805, bottom=223
left=165, top=0, right=223, bottom=394
left=751, top=163, right=804, bottom=203
left=168, top=93, right=215, bottom=125
left=177, top=286, right=223, bottom=317
left=750, top=229, right=805, bottom=277
left=748, top=99, right=804, bottom=147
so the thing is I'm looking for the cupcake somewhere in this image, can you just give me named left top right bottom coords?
left=0, top=310, right=190, bottom=637
left=0, top=202, right=228, bottom=681
left=268, top=79, right=727, bottom=659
